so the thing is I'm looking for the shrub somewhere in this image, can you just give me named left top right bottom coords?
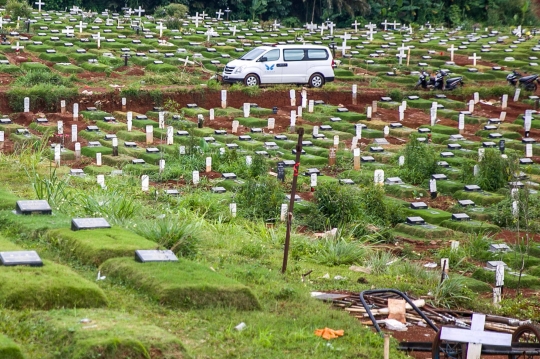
left=236, top=176, right=283, bottom=221
left=476, top=148, right=517, bottom=192
left=314, top=182, right=363, bottom=227
left=399, top=133, right=438, bottom=184
left=5, top=0, right=31, bottom=20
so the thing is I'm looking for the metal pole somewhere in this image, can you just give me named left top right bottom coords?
left=281, top=127, right=304, bottom=274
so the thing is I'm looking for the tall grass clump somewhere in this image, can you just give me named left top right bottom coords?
left=133, top=209, right=204, bottom=258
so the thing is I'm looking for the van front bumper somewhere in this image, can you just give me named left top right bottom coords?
left=222, top=75, right=244, bottom=84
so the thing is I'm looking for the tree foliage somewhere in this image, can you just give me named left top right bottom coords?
left=13, top=0, right=535, bottom=27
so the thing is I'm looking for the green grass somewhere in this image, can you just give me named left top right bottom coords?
left=0, top=334, right=24, bottom=359
left=0, top=237, right=107, bottom=309
left=0, top=210, right=71, bottom=237
left=440, top=219, right=501, bottom=235
left=46, top=228, right=159, bottom=266
left=101, top=257, right=261, bottom=310
left=37, top=309, right=189, bottom=359
left=20, top=62, right=50, bottom=72
left=394, top=222, right=455, bottom=239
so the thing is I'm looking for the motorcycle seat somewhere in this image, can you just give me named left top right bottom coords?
left=447, top=77, right=462, bottom=82
left=520, top=75, right=537, bottom=81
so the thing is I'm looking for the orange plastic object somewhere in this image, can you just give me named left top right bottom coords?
left=314, top=327, right=344, bottom=340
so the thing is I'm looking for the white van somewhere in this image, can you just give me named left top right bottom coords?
left=222, top=44, right=335, bottom=88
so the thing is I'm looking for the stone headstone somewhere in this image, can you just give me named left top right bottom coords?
left=0, top=251, right=43, bottom=266
left=135, top=250, right=178, bottom=263
left=15, top=200, right=52, bottom=215
left=71, top=217, right=111, bottom=231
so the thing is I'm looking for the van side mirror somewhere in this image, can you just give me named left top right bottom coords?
left=258, top=57, right=267, bottom=62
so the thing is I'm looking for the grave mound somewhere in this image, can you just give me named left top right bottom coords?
left=0, top=237, right=107, bottom=309
left=101, top=257, right=261, bottom=310
left=41, top=309, right=190, bottom=359
left=46, top=228, right=159, bottom=266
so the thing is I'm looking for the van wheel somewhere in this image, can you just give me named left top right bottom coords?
left=243, top=73, right=260, bottom=87
left=309, top=73, right=325, bottom=88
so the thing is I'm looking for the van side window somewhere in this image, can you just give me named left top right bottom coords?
left=283, top=49, right=305, bottom=61
left=307, top=49, right=328, bottom=60
left=264, top=49, right=280, bottom=61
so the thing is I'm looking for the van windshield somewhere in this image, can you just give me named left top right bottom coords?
left=240, top=48, right=266, bottom=60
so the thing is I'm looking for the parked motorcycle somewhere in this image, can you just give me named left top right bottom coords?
left=414, top=70, right=434, bottom=89
left=507, top=70, right=540, bottom=91
left=433, top=70, right=464, bottom=91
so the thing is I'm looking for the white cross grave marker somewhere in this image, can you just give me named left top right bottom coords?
left=439, top=314, right=511, bottom=359
left=365, top=23, right=377, bottom=41
left=193, top=12, right=201, bottom=28
left=327, top=21, right=335, bottom=36
left=447, top=44, right=456, bottom=62
left=319, top=23, right=327, bottom=36
left=62, top=27, right=74, bottom=36
left=135, top=5, right=145, bottom=17
left=468, top=53, right=481, bottom=67
left=205, top=27, right=217, bottom=42
left=77, top=21, right=86, bottom=33
left=11, top=42, right=24, bottom=52
left=351, top=20, right=360, bottom=33
left=35, top=0, right=45, bottom=12
left=156, top=22, right=166, bottom=37
left=381, top=19, right=390, bottom=31
left=216, top=9, right=223, bottom=20
left=397, top=43, right=409, bottom=65
left=390, top=20, right=400, bottom=30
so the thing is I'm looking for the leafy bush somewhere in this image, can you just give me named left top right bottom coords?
left=492, top=189, right=540, bottom=230
left=164, top=3, right=188, bottom=17
left=399, top=133, right=438, bottom=184
left=314, top=182, right=363, bottom=227
left=236, top=176, right=283, bottom=221
left=476, top=148, right=517, bottom=191
left=6, top=0, right=31, bottom=20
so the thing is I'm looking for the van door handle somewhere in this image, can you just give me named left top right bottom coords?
left=276, top=63, right=287, bottom=67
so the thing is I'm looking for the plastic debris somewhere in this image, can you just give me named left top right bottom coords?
left=234, top=322, right=247, bottom=331
left=382, top=319, right=408, bottom=331
left=314, top=327, right=344, bottom=340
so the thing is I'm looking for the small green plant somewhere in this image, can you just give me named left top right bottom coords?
left=432, top=276, right=475, bottom=308
left=399, top=133, right=438, bottom=185
left=133, top=211, right=202, bottom=258
left=312, top=237, right=370, bottom=266
left=363, top=251, right=397, bottom=275
left=29, top=167, right=72, bottom=208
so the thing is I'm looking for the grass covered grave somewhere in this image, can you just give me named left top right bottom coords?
left=37, top=309, right=190, bottom=359
left=46, top=227, right=159, bottom=266
left=0, top=334, right=24, bottom=359
left=0, top=237, right=107, bottom=309
left=101, top=257, right=261, bottom=310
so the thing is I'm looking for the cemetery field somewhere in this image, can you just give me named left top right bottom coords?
left=2, top=6, right=540, bottom=359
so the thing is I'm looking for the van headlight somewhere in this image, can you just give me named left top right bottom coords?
left=233, top=66, right=244, bottom=74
